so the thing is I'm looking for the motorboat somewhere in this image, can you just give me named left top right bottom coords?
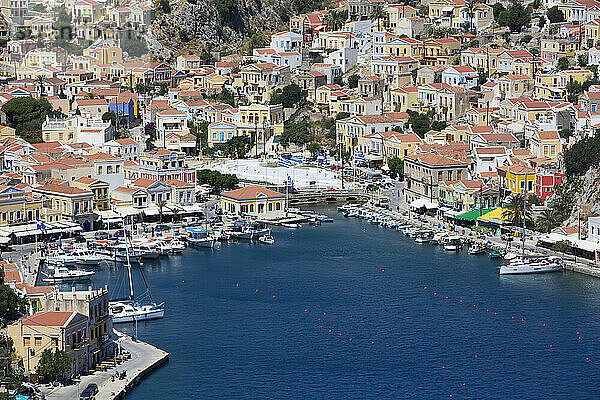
left=109, top=301, right=165, bottom=323
left=186, top=227, right=216, bottom=248
left=443, top=236, right=463, bottom=251
left=281, top=223, right=301, bottom=228
left=499, top=256, right=563, bottom=275
left=468, top=244, right=487, bottom=255
left=316, top=216, right=334, bottom=223
left=258, top=235, right=275, bottom=245
left=415, top=231, right=433, bottom=243
left=45, top=251, right=77, bottom=267
left=42, top=266, right=95, bottom=283
left=69, top=248, right=104, bottom=266
left=169, top=239, right=186, bottom=254
left=431, top=232, right=447, bottom=245
left=132, top=242, right=161, bottom=260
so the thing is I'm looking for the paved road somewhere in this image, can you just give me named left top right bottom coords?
left=46, top=332, right=168, bottom=400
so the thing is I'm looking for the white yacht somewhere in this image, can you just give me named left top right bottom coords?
left=42, top=266, right=95, bottom=283
left=499, top=256, right=563, bottom=275
left=45, top=251, right=77, bottom=267
left=169, top=239, right=186, bottom=254
left=109, top=301, right=165, bottom=323
left=69, top=248, right=103, bottom=266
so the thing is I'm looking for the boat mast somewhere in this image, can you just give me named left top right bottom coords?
left=123, top=217, right=134, bottom=301
left=522, top=190, right=526, bottom=256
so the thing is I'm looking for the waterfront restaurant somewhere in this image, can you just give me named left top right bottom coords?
left=221, top=186, right=286, bottom=218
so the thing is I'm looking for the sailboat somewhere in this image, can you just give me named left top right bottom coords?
left=109, top=219, right=164, bottom=323
left=499, top=192, right=563, bottom=275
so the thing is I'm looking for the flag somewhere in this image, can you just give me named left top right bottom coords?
left=287, top=174, right=294, bottom=189
left=58, top=234, right=62, bottom=249
left=354, top=150, right=366, bottom=164
left=317, top=152, right=327, bottom=164
left=278, top=155, right=291, bottom=168
left=36, top=217, right=46, bottom=234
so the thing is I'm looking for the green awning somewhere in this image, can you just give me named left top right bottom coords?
left=456, top=208, right=496, bottom=221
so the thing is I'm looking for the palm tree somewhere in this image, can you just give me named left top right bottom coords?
left=536, top=209, right=558, bottom=233
left=326, top=10, right=346, bottom=31
left=464, top=0, right=476, bottom=33
left=170, top=206, right=181, bottom=223
left=158, top=200, right=167, bottom=223
left=502, top=194, right=531, bottom=227
left=370, top=5, right=387, bottom=32
left=36, top=75, right=45, bottom=97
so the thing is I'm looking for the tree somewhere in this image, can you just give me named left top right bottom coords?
left=520, top=34, right=533, bottom=44
left=497, top=10, right=510, bottom=27
left=547, top=6, right=564, bottom=23
left=102, top=110, right=116, bottom=126
left=538, top=16, right=546, bottom=28
left=370, top=5, right=387, bottom=31
left=551, top=240, right=572, bottom=254
left=280, top=120, right=313, bottom=147
left=563, top=136, right=600, bottom=176
left=406, top=110, right=434, bottom=138
left=506, top=0, right=530, bottom=33
left=388, top=156, right=404, bottom=179
left=557, top=56, right=570, bottom=71
left=1, top=97, right=56, bottom=137
left=196, top=169, right=239, bottom=192
left=430, top=120, right=448, bottom=131
left=134, top=83, right=148, bottom=95
left=170, top=206, right=181, bottom=223
left=347, top=74, right=360, bottom=89
left=465, top=0, right=476, bottom=32
left=578, top=54, right=588, bottom=67
left=157, top=0, right=171, bottom=13
left=247, top=32, right=269, bottom=55
left=326, top=9, right=347, bottom=31
left=35, top=76, right=45, bottom=97
left=270, top=84, right=307, bottom=108
left=158, top=200, right=167, bottom=223
left=216, top=0, right=237, bottom=23
left=502, top=193, right=531, bottom=227
left=307, top=142, right=321, bottom=156
left=219, top=135, right=252, bottom=158
left=528, top=193, right=543, bottom=206
left=492, top=2, right=506, bottom=22
left=0, top=285, right=27, bottom=326
left=559, top=128, right=572, bottom=139
left=36, top=349, right=71, bottom=382
left=536, top=208, right=559, bottom=233
left=333, top=75, right=344, bottom=86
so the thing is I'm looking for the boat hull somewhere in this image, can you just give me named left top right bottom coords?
left=499, top=263, right=562, bottom=275
left=111, top=308, right=165, bottom=323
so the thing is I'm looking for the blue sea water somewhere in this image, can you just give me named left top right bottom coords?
left=91, top=207, right=600, bottom=399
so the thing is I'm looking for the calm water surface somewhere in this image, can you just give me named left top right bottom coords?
left=89, top=206, right=600, bottom=399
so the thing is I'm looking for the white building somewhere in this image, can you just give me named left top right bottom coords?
left=269, top=31, right=303, bottom=53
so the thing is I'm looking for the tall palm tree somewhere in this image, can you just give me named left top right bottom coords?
left=36, top=75, right=45, bottom=97
left=158, top=200, right=167, bottom=223
left=536, top=209, right=558, bottom=233
left=502, top=194, right=531, bottom=227
left=370, top=5, right=387, bottom=32
left=464, top=0, right=476, bottom=33
left=326, top=10, right=346, bottom=31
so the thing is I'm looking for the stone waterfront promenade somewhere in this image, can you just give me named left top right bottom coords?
left=47, top=331, right=169, bottom=400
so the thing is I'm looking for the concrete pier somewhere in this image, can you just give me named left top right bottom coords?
left=47, top=331, right=169, bottom=400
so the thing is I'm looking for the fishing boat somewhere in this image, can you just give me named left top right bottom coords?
left=69, top=248, right=104, bottom=266
left=109, top=224, right=164, bottom=324
left=499, top=256, right=563, bottom=275
left=186, top=227, right=216, bottom=248
left=42, top=266, right=95, bottom=283
left=258, top=234, right=275, bottom=245
left=468, top=243, right=487, bottom=255
left=443, top=236, right=463, bottom=251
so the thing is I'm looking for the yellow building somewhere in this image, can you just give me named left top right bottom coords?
left=0, top=186, right=43, bottom=226
left=71, top=176, right=109, bottom=211
left=221, top=186, right=286, bottom=218
left=390, top=87, right=419, bottom=112
left=530, top=130, right=561, bottom=162
left=83, top=45, right=123, bottom=65
left=498, top=165, right=536, bottom=195
left=8, top=311, right=89, bottom=377
left=32, top=184, right=94, bottom=231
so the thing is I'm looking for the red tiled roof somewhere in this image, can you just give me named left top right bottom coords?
left=18, top=311, right=75, bottom=327
left=221, top=186, right=284, bottom=200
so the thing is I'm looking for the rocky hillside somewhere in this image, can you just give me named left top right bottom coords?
left=563, top=168, right=599, bottom=233
left=149, top=0, right=317, bottom=61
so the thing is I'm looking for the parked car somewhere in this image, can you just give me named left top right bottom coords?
left=80, top=383, right=98, bottom=400
left=114, top=229, right=131, bottom=238
left=94, top=231, right=109, bottom=240
left=155, top=224, right=171, bottom=231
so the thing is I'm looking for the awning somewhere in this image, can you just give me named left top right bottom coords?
left=442, top=6, right=454, bottom=12
left=477, top=207, right=512, bottom=225
left=424, top=201, right=438, bottom=210
left=456, top=208, right=496, bottom=221
left=410, top=198, right=427, bottom=208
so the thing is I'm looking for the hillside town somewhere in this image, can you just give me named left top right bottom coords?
left=3, top=0, right=600, bottom=396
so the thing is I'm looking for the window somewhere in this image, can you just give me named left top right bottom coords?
left=275, top=202, right=281, bottom=210
left=34, top=336, right=42, bottom=346
left=23, top=336, right=30, bottom=346
left=268, top=203, right=273, bottom=211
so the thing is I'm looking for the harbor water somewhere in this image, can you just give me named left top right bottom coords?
left=89, top=206, right=600, bottom=399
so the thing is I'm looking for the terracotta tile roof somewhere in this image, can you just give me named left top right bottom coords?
left=221, top=186, right=284, bottom=200
left=18, top=311, right=75, bottom=327
left=132, top=178, right=159, bottom=188
left=114, top=138, right=136, bottom=145
left=536, top=130, right=560, bottom=140
left=474, top=146, right=507, bottom=154
left=34, top=184, right=91, bottom=195
left=405, top=152, right=466, bottom=166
